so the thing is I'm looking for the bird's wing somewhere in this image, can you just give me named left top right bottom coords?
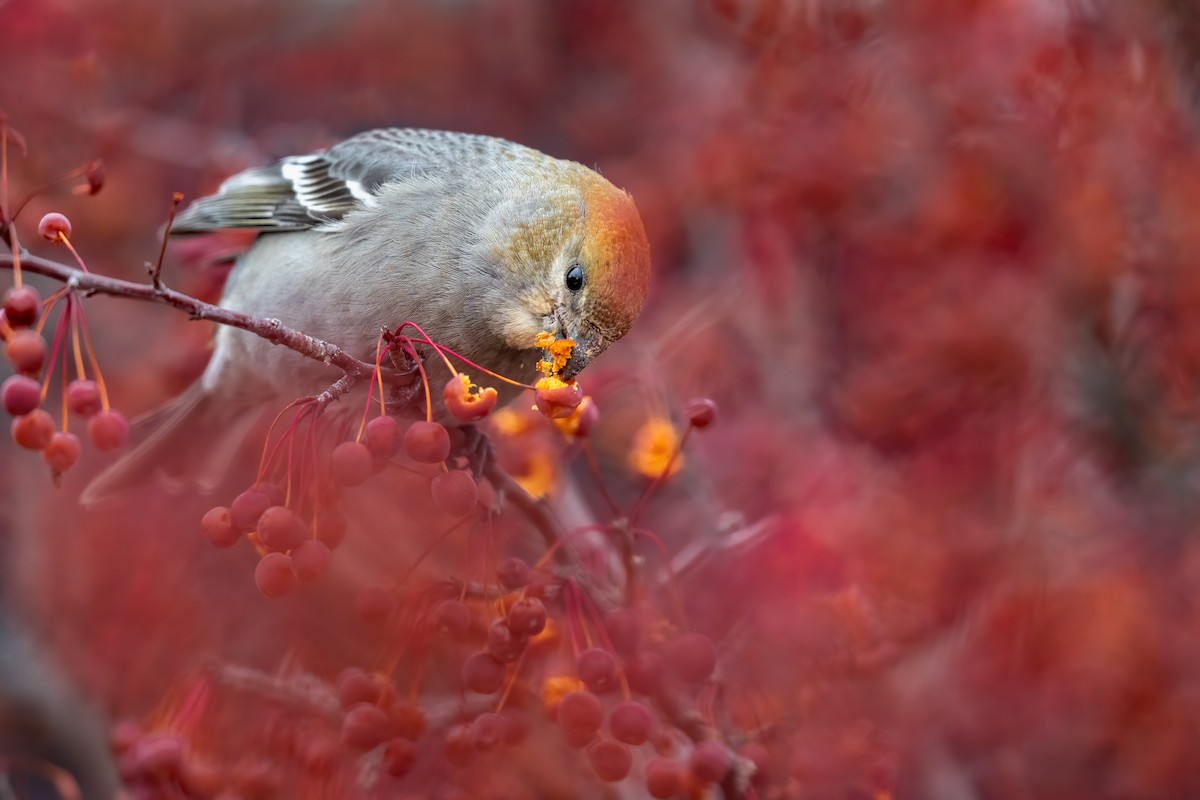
left=170, top=129, right=464, bottom=235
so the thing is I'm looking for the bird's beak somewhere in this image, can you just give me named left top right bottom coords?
left=560, top=328, right=607, bottom=381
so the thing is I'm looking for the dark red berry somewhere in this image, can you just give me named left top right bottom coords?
left=404, top=420, right=450, bottom=463
left=356, top=585, right=394, bottom=624
left=3, top=286, right=40, bottom=328
left=497, top=557, right=531, bottom=589
left=382, top=738, right=415, bottom=777
left=364, top=416, right=401, bottom=460
left=556, top=691, right=603, bottom=738
left=487, top=617, right=525, bottom=663
left=230, top=489, right=271, bottom=530
left=461, top=651, right=506, bottom=694
left=256, top=480, right=286, bottom=507
left=431, top=470, right=478, bottom=516
left=588, top=739, right=633, bottom=782
left=12, top=409, right=53, bottom=450
left=433, top=599, right=471, bottom=636
left=5, top=329, right=45, bottom=373
left=255, top=553, right=296, bottom=598
left=469, top=712, right=506, bottom=750
left=609, top=700, right=654, bottom=745
left=87, top=409, right=129, bottom=450
left=129, top=733, right=184, bottom=779
left=645, top=758, right=686, bottom=799
left=341, top=703, right=393, bottom=751
left=684, top=398, right=718, bottom=429
left=665, top=633, right=717, bottom=683
left=66, top=379, right=102, bottom=417
left=290, top=540, right=330, bottom=582
left=507, top=596, right=546, bottom=637
left=2, top=374, right=41, bottom=416
left=331, top=441, right=372, bottom=486
left=690, top=741, right=732, bottom=783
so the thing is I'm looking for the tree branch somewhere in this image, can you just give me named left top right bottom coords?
left=0, top=250, right=414, bottom=386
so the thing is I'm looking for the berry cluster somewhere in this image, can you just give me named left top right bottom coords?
left=2, top=212, right=129, bottom=482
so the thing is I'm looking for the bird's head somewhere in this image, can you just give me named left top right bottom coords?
left=484, top=167, right=651, bottom=380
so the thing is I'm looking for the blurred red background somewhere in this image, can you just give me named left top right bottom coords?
left=5, top=0, right=1200, bottom=797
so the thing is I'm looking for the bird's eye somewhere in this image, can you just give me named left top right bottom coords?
left=565, top=264, right=585, bottom=292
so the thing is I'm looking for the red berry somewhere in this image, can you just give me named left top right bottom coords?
left=578, top=648, right=619, bottom=694
left=179, top=756, right=224, bottom=797
left=556, top=691, right=603, bottom=738
left=2, top=374, right=41, bottom=416
left=87, top=409, right=129, bottom=451
left=364, top=415, right=401, bottom=460
left=609, top=700, right=654, bottom=745
left=588, top=739, right=633, bottom=782
left=198, top=508, right=240, bottom=550
left=404, top=420, right=450, bottom=463
left=331, top=440, right=372, bottom=486
left=605, top=610, right=643, bottom=656
left=291, top=540, right=331, bottom=582
left=382, top=738, right=415, bottom=777
left=497, top=557, right=530, bottom=589
left=507, top=596, right=546, bottom=637
left=645, top=758, right=686, bottom=799
left=356, top=585, right=394, bottom=624
left=5, top=329, right=45, bottom=373
left=461, top=651, right=506, bottom=694
left=37, top=212, right=72, bottom=241
left=433, top=599, right=471, bottom=636
left=431, top=469, right=478, bottom=516
left=665, top=633, right=717, bottom=683
left=341, top=703, right=393, bottom=751
left=254, top=552, right=296, bottom=598
left=684, top=398, right=718, bottom=429
left=690, top=741, right=732, bottom=783
left=336, top=667, right=385, bottom=709
left=534, top=377, right=584, bottom=419
left=230, top=489, right=271, bottom=530
left=315, top=507, right=347, bottom=549
left=469, top=712, right=506, bottom=750
left=443, top=373, right=498, bottom=422
left=43, top=431, right=81, bottom=473
left=256, top=505, right=307, bottom=551
left=66, top=379, right=102, bottom=417
left=624, top=651, right=665, bottom=696
left=3, top=286, right=40, bottom=328
left=12, top=409, right=53, bottom=450
left=487, top=617, right=525, bottom=663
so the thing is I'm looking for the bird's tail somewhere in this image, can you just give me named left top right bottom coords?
left=80, top=384, right=257, bottom=508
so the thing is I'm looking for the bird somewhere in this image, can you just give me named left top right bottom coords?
left=80, top=128, right=652, bottom=505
